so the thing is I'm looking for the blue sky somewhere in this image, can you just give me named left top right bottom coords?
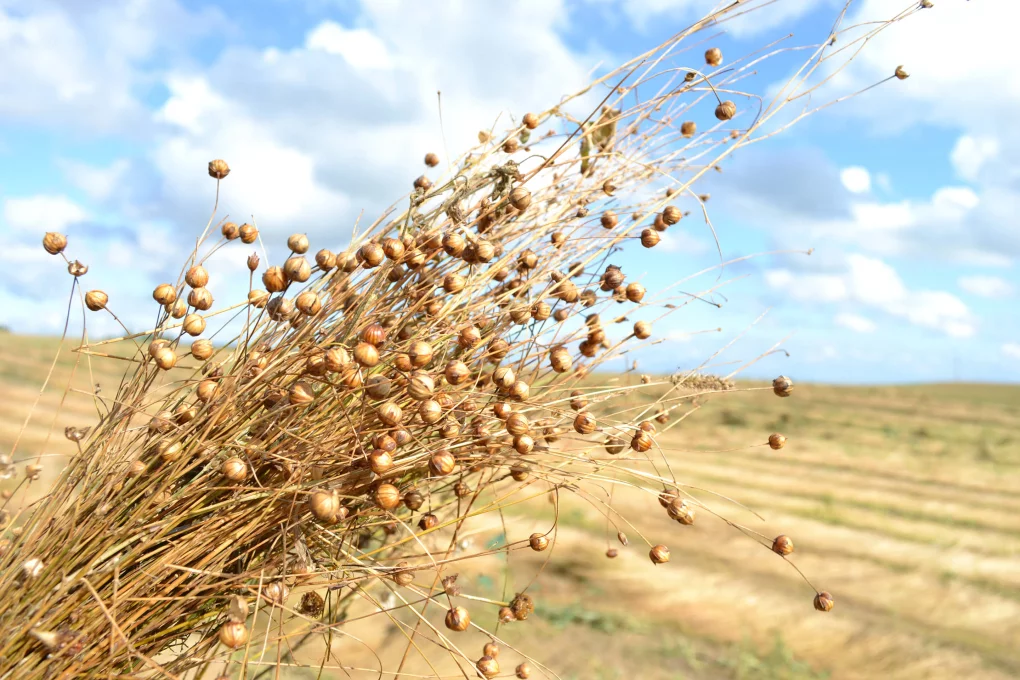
left=1, top=0, right=1016, bottom=384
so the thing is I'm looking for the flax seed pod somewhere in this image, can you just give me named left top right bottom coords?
left=424, top=152, right=440, bottom=167
left=287, top=233, right=309, bottom=254
left=663, top=205, right=682, bottom=225
left=773, top=375, right=794, bottom=397
left=353, top=342, right=380, bottom=367
left=443, top=232, right=466, bottom=256
left=573, top=412, right=597, bottom=434
left=248, top=289, right=269, bottom=308
left=445, top=606, right=470, bottom=632
left=239, top=223, right=258, bottom=244
left=218, top=622, right=248, bottom=649
left=429, top=450, right=456, bottom=476
left=445, top=360, right=470, bottom=385
left=625, top=283, right=645, bottom=302
left=360, top=242, right=384, bottom=268
left=508, top=187, right=532, bottom=211
left=505, top=412, right=530, bottom=436
left=522, top=112, right=539, bottom=129
left=377, top=401, right=403, bottom=426
left=375, top=483, right=401, bottom=510
left=600, top=211, right=618, bottom=229
left=443, top=273, right=466, bottom=294
left=680, top=121, right=696, bottom=137
left=154, top=347, right=177, bottom=371
left=549, top=346, right=572, bottom=373
left=649, top=544, right=670, bottom=564
left=293, top=291, right=320, bottom=316
left=477, top=657, right=499, bottom=679
left=188, top=287, right=213, bottom=311
left=772, top=535, right=794, bottom=556
left=221, top=221, right=239, bottom=240
left=631, top=430, right=653, bottom=452
left=308, top=490, right=341, bottom=523
left=42, top=232, right=67, bottom=255
left=640, top=228, right=660, bottom=248
left=153, top=283, right=177, bottom=305
left=529, top=533, right=549, bottom=551
left=68, top=260, right=88, bottom=277
left=516, top=662, right=532, bottom=678
left=513, top=434, right=534, bottom=454
left=369, top=449, right=393, bottom=475
left=283, top=256, right=311, bottom=283
left=895, top=65, right=909, bottom=80
left=407, top=372, right=434, bottom=400
left=266, top=296, right=294, bottom=321
left=289, top=380, right=315, bottom=405
left=705, top=47, right=722, bottom=66
left=769, top=433, right=787, bottom=449
left=419, top=512, right=439, bottom=530
left=502, top=137, right=519, bottom=154
left=813, top=591, right=834, bottom=612
left=221, top=457, right=247, bottom=482
left=191, top=339, right=214, bottom=361
left=633, top=320, right=651, bottom=339
left=85, top=290, right=108, bottom=311
left=315, top=249, right=336, bottom=271
left=184, top=265, right=208, bottom=289
left=183, top=313, right=205, bottom=336
left=715, top=100, right=736, bottom=121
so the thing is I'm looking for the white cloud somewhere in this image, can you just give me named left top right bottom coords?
left=57, top=158, right=131, bottom=201
left=657, top=230, right=709, bottom=255
left=958, top=275, right=1013, bottom=299
left=766, top=254, right=974, bottom=338
left=1003, top=343, right=1020, bottom=360
left=951, top=135, right=999, bottom=181
left=840, top=166, right=871, bottom=194
left=618, top=0, right=823, bottom=38
left=834, top=313, right=876, bottom=334
left=2, top=194, right=88, bottom=232
left=305, top=21, right=393, bottom=70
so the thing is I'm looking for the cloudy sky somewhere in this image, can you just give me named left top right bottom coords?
left=0, top=0, right=1016, bottom=384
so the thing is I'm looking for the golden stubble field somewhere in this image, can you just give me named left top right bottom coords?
left=2, top=331, right=1019, bottom=680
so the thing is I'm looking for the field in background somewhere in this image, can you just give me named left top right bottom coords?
left=2, top=331, right=1019, bottom=680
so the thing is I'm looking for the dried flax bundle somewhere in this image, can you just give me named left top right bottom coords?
left=0, top=2, right=921, bottom=678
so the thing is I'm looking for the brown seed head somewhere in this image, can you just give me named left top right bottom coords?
left=221, top=221, right=239, bottom=240
left=640, top=228, right=660, bottom=248
left=516, top=662, right=532, bottom=679
left=705, top=47, right=723, bottom=66
left=429, top=450, right=456, bottom=476
left=476, top=656, right=499, bottom=678
left=424, top=152, right=440, bottom=167
left=522, top=112, right=539, bottom=129
left=772, top=535, right=794, bottom=556
left=85, top=290, right=108, bottom=311
left=649, top=544, right=670, bottom=564
left=188, top=287, right=213, bottom=311
left=67, top=260, right=88, bottom=277
left=208, top=159, right=230, bottom=180
left=680, top=121, right=696, bottom=138
left=191, top=339, right=214, bottom=361
left=814, top=591, right=834, bottom=612
left=287, top=233, right=309, bottom=254
left=772, top=375, right=794, bottom=397
left=42, top=231, right=68, bottom=255
left=508, top=186, right=532, bottom=211
left=308, top=490, right=341, bottom=523
left=895, top=65, right=909, bottom=80
left=529, top=533, right=549, bottom=551
left=768, top=433, right=787, bottom=449
left=715, top=100, right=737, bottom=121
left=573, top=412, right=597, bottom=434
left=445, top=606, right=470, bottom=632
left=218, top=622, right=248, bottom=649
left=221, top=457, right=247, bottom=482
left=663, top=205, right=682, bottom=225
left=239, top=223, right=258, bottom=244
left=185, top=265, right=209, bottom=289
left=600, top=210, right=618, bottom=229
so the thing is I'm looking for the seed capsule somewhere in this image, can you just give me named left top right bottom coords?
left=600, top=211, right=618, bottom=229
left=633, top=320, right=651, bottom=339
left=221, top=457, right=247, bottom=482
left=631, top=430, right=653, bottom=452
left=218, top=622, right=248, bottom=649
left=418, top=512, right=439, bottom=530
left=289, top=381, right=315, bottom=405
left=476, top=656, right=499, bottom=679
left=516, top=662, right=532, bottom=679
left=772, top=375, right=794, bottom=397
left=153, top=283, right=177, bottom=305
left=377, top=401, right=403, bottom=426
left=895, top=65, right=909, bottom=80
left=369, top=449, right=393, bottom=475
left=284, top=256, right=311, bottom=283
left=85, top=290, right=108, bottom=311
left=300, top=591, right=325, bottom=617
left=287, top=233, right=309, bottom=254
left=813, top=591, right=834, bottom=612
left=295, top=291, right=322, bottom=316
left=529, top=533, right=549, bottom=551
left=445, top=360, right=470, bottom=385
left=42, top=232, right=67, bottom=255
left=445, top=606, right=470, bottom=632
left=191, top=339, right=214, bottom=361
left=353, top=342, right=380, bottom=367
left=309, top=490, right=341, bottom=523
left=188, top=287, right=213, bottom=311
left=573, top=412, right=597, bottom=434
left=705, top=47, right=723, bottom=66
left=208, top=159, right=230, bottom=180
left=185, top=265, right=209, bottom=288
left=768, top=433, right=787, bottom=449
left=67, top=260, right=88, bottom=277
left=183, top=313, right=205, bottom=336
left=649, top=544, right=670, bottom=564
left=772, top=535, right=794, bottom=556
left=429, top=450, right=456, bottom=476
left=508, top=187, right=532, bottom=211
left=522, top=112, right=539, bottom=129
left=715, top=100, right=736, bottom=121
left=505, top=412, right=530, bottom=436
left=239, top=223, right=258, bottom=244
